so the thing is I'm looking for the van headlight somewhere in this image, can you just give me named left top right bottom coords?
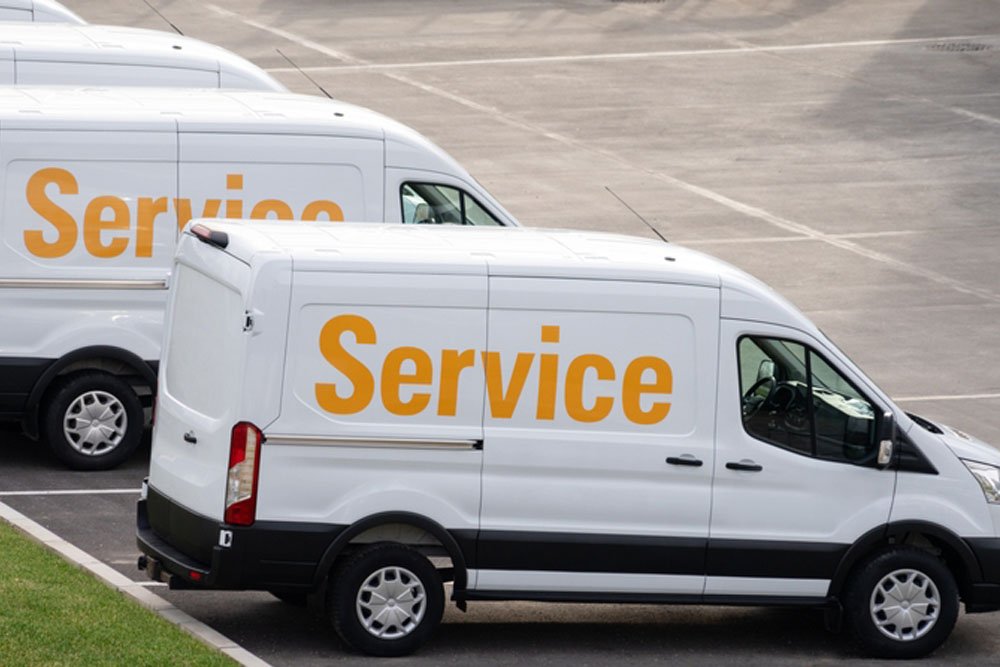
left=962, top=460, right=1000, bottom=504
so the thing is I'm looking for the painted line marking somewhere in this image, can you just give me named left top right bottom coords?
left=676, top=230, right=922, bottom=246
left=211, top=6, right=1000, bottom=304
left=0, top=500, right=271, bottom=667
left=0, top=488, right=139, bottom=497
left=262, top=34, right=1000, bottom=73
left=895, top=393, right=1000, bottom=403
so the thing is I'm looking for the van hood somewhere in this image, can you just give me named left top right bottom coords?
left=936, top=422, right=1000, bottom=467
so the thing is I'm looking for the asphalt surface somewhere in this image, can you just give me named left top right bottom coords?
left=4, top=0, right=1000, bottom=664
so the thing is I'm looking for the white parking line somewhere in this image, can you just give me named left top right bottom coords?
left=676, top=230, right=921, bottom=246
left=0, top=488, right=139, bottom=497
left=262, top=34, right=1000, bottom=73
left=895, top=393, right=1000, bottom=403
left=209, top=5, right=1000, bottom=305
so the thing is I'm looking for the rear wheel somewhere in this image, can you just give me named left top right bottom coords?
left=843, top=546, right=958, bottom=658
left=42, top=372, right=144, bottom=470
left=328, top=543, right=444, bottom=656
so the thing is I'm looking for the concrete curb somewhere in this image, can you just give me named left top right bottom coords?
left=0, top=499, right=271, bottom=667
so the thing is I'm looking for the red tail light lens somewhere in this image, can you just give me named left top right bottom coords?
left=224, top=422, right=263, bottom=526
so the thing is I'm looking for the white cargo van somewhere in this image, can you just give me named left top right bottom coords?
left=138, top=221, right=1000, bottom=659
left=0, top=87, right=517, bottom=470
left=0, top=0, right=83, bottom=24
left=0, top=24, right=285, bottom=90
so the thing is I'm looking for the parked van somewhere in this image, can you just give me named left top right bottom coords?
left=0, top=24, right=284, bottom=90
left=0, top=0, right=83, bottom=24
left=138, top=221, right=1000, bottom=658
left=0, top=87, right=517, bottom=470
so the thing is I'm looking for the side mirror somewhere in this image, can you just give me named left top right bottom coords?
left=877, top=411, right=895, bottom=467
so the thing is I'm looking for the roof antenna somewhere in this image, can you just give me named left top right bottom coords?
left=276, top=48, right=334, bottom=100
left=143, top=0, right=183, bottom=35
left=605, top=186, right=667, bottom=243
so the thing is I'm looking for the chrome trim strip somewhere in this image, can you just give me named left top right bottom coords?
left=0, top=278, right=167, bottom=290
left=265, top=434, right=482, bottom=450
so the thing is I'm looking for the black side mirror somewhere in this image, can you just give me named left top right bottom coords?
left=877, top=411, right=896, bottom=467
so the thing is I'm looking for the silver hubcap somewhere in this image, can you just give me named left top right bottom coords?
left=63, top=390, right=127, bottom=457
left=355, top=566, right=426, bottom=639
left=870, top=568, right=940, bottom=641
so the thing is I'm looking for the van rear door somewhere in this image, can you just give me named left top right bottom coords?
left=148, top=232, right=290, bottom=520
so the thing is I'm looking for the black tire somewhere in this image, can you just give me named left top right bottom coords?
left=328, top=543, right=444, bottom=657
left=42, top=371, right=144, bottom=471
left=843, top=546, right=959, bottom=659
left=269, top=588, right=309, bottom=607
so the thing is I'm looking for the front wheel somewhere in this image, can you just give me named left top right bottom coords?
left=328, top=543, right=444, bottom=656
left=843, top=546, right=959, bottom=659
left=42, top=372, right=144, bottom=471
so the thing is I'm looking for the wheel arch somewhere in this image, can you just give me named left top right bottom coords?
left=23, top=346, right=157, bottom=437
left=314, top=512, right=470, bottom=605
left=829, top=521, right=983, bottom=600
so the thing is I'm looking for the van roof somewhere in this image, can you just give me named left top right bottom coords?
left=190, top=220, right=724, bottom=285
left=0, top=24, right=283, bottom=90
left=0, top=86, right=469, bottom=176
left=187, top=221, right=819, bottom=334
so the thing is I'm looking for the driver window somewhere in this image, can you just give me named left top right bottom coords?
left=738, top=336, right=878, bottom=465
left=401, top=182, right=503, bottom=226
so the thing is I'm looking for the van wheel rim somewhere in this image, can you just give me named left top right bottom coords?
left=870, top=568, right=940, bottom=641
left=63, top=390, right=127, bottom=457
left=355, top=566, right=426, bottom=640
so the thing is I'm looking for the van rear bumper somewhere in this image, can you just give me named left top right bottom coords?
left=136, top=485, right=347, bottom=591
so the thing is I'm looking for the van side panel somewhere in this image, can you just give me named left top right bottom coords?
left=0, top=128, right=176, bottom=366
left=16, top=61, right=220, bottom=87
left=476, top=278, right=719, bottom=594
left=0, top=49, right=13, bottom=83
left=257, top=268, right=487, bottom=534
left=177, top=133, right=384, bottom=226
left=0, top=8, right=30, bottom=21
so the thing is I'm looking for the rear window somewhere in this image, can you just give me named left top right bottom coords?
left=165, top=264, right=245, bottom=418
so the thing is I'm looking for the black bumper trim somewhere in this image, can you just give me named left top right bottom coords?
left=137, top=487, right=349, bottom=591
left=0, top=356, right=52, bottom=417
left=966, top=537, right=1000, bottom=583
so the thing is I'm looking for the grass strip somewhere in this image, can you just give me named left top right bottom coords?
left=0, top=519, right=234, bottom=666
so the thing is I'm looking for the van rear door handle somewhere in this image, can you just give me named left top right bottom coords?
left=666, top=455, right=703, bottom=467
left=183, top=431, right=197, bottom=444
left=726, top=459, right=763, bottom=472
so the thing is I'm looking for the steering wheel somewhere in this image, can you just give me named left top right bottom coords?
left=741, top=376, right=776, bottom=419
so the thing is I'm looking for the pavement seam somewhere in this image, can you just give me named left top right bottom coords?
left=0, top=500, right=271, bottom=667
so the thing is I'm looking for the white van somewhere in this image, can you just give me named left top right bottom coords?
left=0, top=24, right=284, bottom=90
left=138, top=221, right=1000, bottom=659
left=0, top=0, right=83, bottom=24
left=0, top=24, right=287, bottom=92
left=0, top=87, right=517, bottom=470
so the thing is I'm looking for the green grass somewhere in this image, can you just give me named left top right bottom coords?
left=0, top=520, right=234, bottom=666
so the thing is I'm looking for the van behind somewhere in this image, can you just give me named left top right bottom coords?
left=139, top=221, right=1000, bottom=658
left=0, top=23, right=284, bottom=90
left=0, top=0, right=83, bottom=24
left=0, top=87, right=517, bottom=470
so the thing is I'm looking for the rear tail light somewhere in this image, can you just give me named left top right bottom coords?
left=224, top=422, right=263, bottom=526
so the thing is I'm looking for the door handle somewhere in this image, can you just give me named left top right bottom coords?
left=666, top=455, right=703, bottom=467
left=183, top=431, right=197, bottom=444
left=726, top=459, right=763, bottom=472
